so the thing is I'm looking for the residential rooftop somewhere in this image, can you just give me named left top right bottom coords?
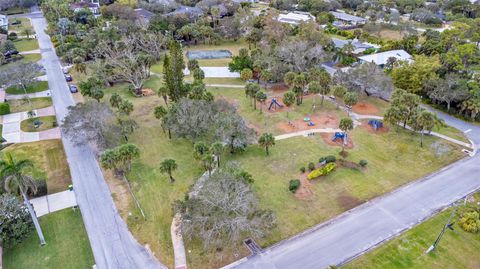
left=358, top=49, right=412, bottom=66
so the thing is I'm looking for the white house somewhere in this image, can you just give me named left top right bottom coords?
left=358, top=49, right=412, bottom=67
left=278, top=12, right=314, bottom=25
left=70, top=0, right=100, bottom=15
left=0, top=14, right=8, bottom=31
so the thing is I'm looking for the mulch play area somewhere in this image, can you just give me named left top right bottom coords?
left=277, top=113, right=339, bottom=132
left=352, top=102, right=380, bottom=115
left=320, top=133, right=354, bottom=149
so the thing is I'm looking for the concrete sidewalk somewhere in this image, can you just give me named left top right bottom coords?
left=184, top=67, right=240, bottom=78
left=6, top=89, right=51, bottom=100
left=30, top=190, right=77, bottom=217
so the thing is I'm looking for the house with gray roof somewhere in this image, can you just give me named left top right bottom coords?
left=331, top=38, right=378, bottom=54
left=330, top=11, right=366, bottom=27
left=134, top=8, right=155, bottom=24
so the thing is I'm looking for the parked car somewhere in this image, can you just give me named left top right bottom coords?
left=4, top=50, right=19, bottom=58
left=69, top=85, right=78, bottom=93
left=65, top=74, right=73, bottom=82
left=62, top=67, right=69, bottom=74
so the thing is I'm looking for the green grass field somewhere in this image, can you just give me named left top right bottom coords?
left=3, top=209, right=94, bottom=269
left=3, top=140, right=71, bottom=193
left=98, top=83, right=464, bottom=269
left=7, top=97, right=52, bottom=113
left=8, top=17, right=34, bottom=34
left=14, top=38, right=39, bottom=52
left=20, top=115, right=57, bottom=132
left=6, top=81, right=48, bottom=94
left=344, top=194, right=480, bottom=269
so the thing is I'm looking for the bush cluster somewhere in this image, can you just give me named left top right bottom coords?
left=359, top=160, right=368, bottom=167
left=459, top=211, right=480, bottom=233
left=319, top=155, right=336, bottom=164
left=308, top=162, right=316, bottom=171
left=289, top=179, right=301, bottom=193
left=307, top=163, right=336, bottom=180
left=0, top=103, right=11, bottom=115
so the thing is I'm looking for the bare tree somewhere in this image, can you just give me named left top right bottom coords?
left=135, top=31, right=168, bottom=61
left=61, top=101, right=120, bottom=152
left=181, top=167, right=276, bottom=250
left=0, top=63, right=43, bottom=109
left=95, top=36, right=153, bottom=95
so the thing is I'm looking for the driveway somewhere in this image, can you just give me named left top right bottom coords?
left=30, top=11, right=165, bottom=269
left=224, top=111, right=480, bottom=269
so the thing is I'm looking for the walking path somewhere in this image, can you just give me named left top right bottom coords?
left=183, top=67, right=240, bottom=78
left=19, top=48, right=41, bottom=55
left=5, top=89, right=51, bottom=100
left=171, top=214, right=187, bottom=269
left=30, top=190, right=77, bottom=217
left=275, top=128, right=341, bottom=140
left=206, top=84, right=244, bottom=88
left=1, top=106, right=60, bottom=143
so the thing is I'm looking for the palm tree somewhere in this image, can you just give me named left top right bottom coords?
left=258, top=133, right=275, bottom=155
left=308, top=81, right=321, bottom=108
left=160, top=159, right=178, bottom=183
left=416, top=111, right=436, bottom=147
left=158, top=86, right=169, bottom=105
left=154, top=106, right=170, bottom=138
left=255, top=91, right=267, bottom=112
left=210, top=142, right=224, bottom=167
left=332, top=85, right=346, bottom=109
left=342, top=41, right=355, bottom=57
left=283, top=72, right=296, bottom=88
left=0, top=153, right=45, bottom=245
left=339, top=118, right=354, bottom=153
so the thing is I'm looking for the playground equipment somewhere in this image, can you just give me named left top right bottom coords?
left=332, top=132, right=348, bottom=145
left=307, top=121, right=315, bottom=126
left=368, top=119, right=383, bottom=131
left=268, top=98, right=284, bottom=110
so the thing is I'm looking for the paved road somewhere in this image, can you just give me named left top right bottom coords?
left=30, top=12, right=165, bottom=269
left=224, top=111, right=480, bottom=269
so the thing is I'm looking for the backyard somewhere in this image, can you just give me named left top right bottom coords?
left=344, top=193, right=480, bottom=269
left=13, top=38, right=39, bottom=52
left=7, top=17, right=34, bottom=33
left=3, top=209, right=95, bottom=269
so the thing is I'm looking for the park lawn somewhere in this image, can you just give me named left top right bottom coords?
left=7, top=97, right=53, bottom=113
left=344, top=194, right=480, bottom=269
left=197, top=58, right=232, bottom=67
left=433, top=124, right=470, bottom=144
left=101, top=84, right=465, bottom=269
left=8, top=17, right=34, bottom=33
left=220, top=128, right=464, bottom=250
left=210, top=87, right=347, bottom=135
left=202, top=77, right=245, bottom=85
left=20, top=115, right=57, bottom=132
left=3, top=140, right=71, bottom=193
left=14, top=38, right=39, bottom=52
left=6, top=80, right=48, bottom=94
left=3, top=209, right=94, bottom=269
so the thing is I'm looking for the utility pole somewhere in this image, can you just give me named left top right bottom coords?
left=426, top=207, right=457, bottom=254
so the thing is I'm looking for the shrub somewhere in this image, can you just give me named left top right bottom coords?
left=459, top=211, right=480, bottom=233
left=319, top=155, right=336, bottom=164
left=307, top=163, right=336, bottom=180
left=8, top=32, right=17, bottom=41
left=359, top=160, right=368, bottom=167
left=308, top=162, right=316, bottom=171
left=300, top=166, right=306, bottom=173
left=289, top=179, right=301, bottom=193
left=0, top=103, right=10, bottom=115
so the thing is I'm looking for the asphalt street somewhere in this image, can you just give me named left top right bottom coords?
left=30, top=12, right=165, bottom=269
left=225, top=112, right=480, bottom=269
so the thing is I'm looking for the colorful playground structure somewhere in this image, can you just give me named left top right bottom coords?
left=303, top=117, right=315, bottom=126
left=368, top=119, right=383, bottom=131
left=332, top=132, right=348, bottom=145
left=268, top=98, right=284, bottom=110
